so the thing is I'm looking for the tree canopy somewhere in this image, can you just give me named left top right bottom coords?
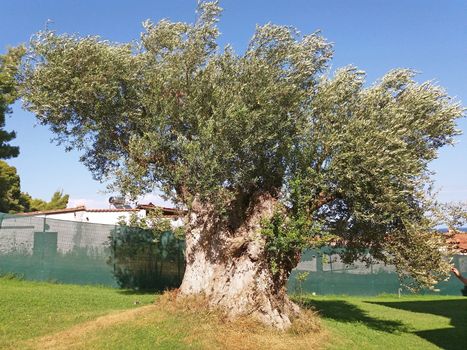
left=20, top=1, right=464, bottom=290
left=0, top=161, right=69, bottom=213
left=0, top=46, right=69, bottom=214
left=0, top=46, right=24, bottom=160
left=0, top=161, right=30, bottom=213
left=24, top=190, right=69, bottom=212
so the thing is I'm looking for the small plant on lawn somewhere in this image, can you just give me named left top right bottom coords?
left=295, top=271, right=310, bottom=298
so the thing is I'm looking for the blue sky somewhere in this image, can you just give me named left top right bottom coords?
left=1, top=0, right=466, bottom=208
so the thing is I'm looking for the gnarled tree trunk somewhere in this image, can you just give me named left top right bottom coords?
left=179, top=192, right=300, bottom=329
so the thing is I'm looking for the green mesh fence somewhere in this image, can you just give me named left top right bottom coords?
left=288, top=248, right=467, bottom=296
left=0, top=213, right=185, bottom=290
left=0, top=212, right=465, bottom=295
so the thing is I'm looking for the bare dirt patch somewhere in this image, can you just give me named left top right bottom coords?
left=28, top=305, right=157, bottom=350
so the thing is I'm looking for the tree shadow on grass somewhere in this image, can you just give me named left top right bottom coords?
left=367, top=299, right=467, bottom=350
left=117, top=289, right=160, bottom=296
left=299, top=298, right=408, bottom=333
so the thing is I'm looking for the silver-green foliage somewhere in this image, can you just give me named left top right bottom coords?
left=20, top=1, right=464, bottom=287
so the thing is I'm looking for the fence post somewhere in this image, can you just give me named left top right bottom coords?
left=112, top=225, right=117, bottom=277
left=0, top=212, right=5, bottom=229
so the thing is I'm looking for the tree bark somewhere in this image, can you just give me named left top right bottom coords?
left=179, top=192, right=300, bottom=329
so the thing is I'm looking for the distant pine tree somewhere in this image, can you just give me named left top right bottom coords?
left=0, top=46, right=25, bottom=160
left=26, top=190, right=70, bottom=212
left=0, top=160, right=30, bottom=213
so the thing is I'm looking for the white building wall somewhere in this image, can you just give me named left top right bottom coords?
left=38, top=210, right=185, bottom=228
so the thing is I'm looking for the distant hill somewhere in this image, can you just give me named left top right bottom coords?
left=438, top=227, right=467, bottom=233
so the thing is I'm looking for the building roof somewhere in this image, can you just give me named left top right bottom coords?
left=15, top=204, right=184, bottom=217
left=449, top=232, right=467, bottom=254
left=14, top=206, right=89, bottom=216
left=136, top=203, right=187, bottom=216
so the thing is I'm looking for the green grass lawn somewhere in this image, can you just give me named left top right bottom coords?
left=0, top=277, right=466, bottom=349
left=0, top=277, right=156, bottom=349
left=298, top=294, right=467, bottom=350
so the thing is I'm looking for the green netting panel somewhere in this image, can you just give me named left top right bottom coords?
left=1, top=213, right=465, bottom=295
left=288, top=248, right=467, bottom=296
left=0, top=213, right=185, bottom=289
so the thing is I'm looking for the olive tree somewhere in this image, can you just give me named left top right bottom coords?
left=21, top=2, right=463, bottom=328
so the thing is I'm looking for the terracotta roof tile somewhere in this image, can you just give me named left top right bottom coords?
left=86, top=208, right=140, bottom=213
left=450, top=233, right=467, bottom=253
